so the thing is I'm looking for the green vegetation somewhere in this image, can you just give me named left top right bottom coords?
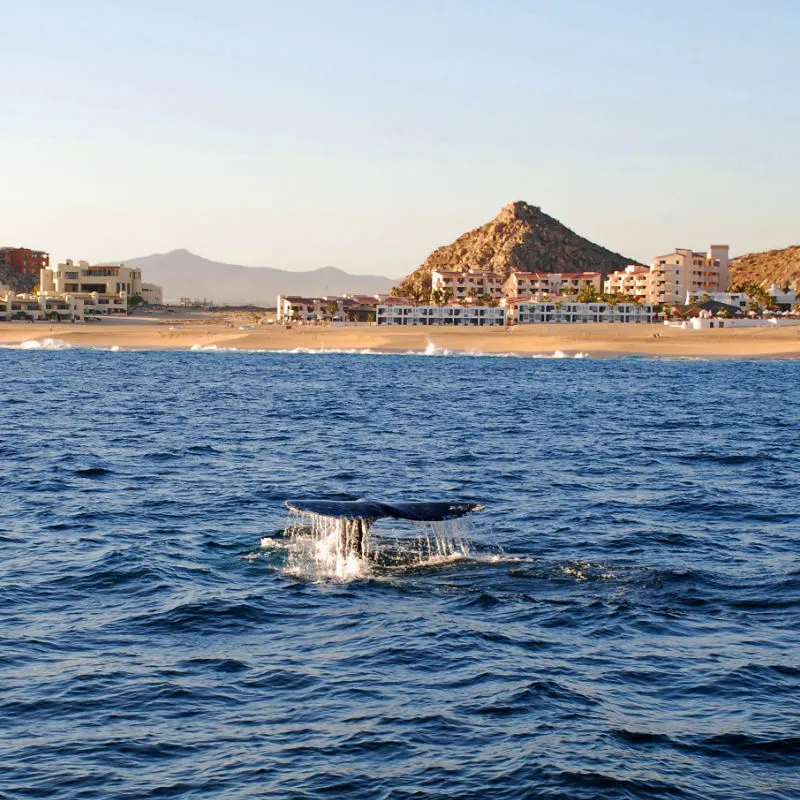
left=577, top=285, right=599, bottom=303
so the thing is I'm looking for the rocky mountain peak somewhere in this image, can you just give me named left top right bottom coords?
left=392, top=202, right=639, bottom=301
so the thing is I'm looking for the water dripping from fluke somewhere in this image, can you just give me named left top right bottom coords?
left=273, top=499, right=484, bottom=581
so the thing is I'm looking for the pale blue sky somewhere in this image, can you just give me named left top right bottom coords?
left=2, top=0, right=798, bottom=276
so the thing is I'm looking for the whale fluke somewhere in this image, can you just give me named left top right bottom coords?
left=285, top=499, right=483, bottom=522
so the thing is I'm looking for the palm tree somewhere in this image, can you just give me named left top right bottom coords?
left=577, top=285, right=599, bottom=304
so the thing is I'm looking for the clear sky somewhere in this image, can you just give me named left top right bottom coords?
left=2, top=0, right=798, bottom=276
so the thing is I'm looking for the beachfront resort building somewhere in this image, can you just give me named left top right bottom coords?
left=39, top=259, right=163, bottom=315
left=0, top=291, right=85, bottom=322
left=1, top=259, right=164, bottom=322
left=603, top=265, right=651, bottom=301
left=602, top=246, right=731, bottom=305
left=376, top=304, right=506, bottom=326
left=685, top=286, right=798, bottom=312
left=431, top=269, right=504, bottom=301
left=504, top=271, right=603, bottom=299
left=648, top=246, right=729, bottom=304
left=277, top=294, right=412, bottom=323
left=505, top=299, right=653, bottom=325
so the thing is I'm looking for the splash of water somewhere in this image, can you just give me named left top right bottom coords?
left=278, top=509, right=476, bottom=581
left=17, top=338, right=72, bottom=350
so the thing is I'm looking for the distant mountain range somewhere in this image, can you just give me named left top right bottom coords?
left=393, top=201, right=641, bottom=299
left=117, top=250, right=397, bottom=306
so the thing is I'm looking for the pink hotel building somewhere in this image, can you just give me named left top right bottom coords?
left=605, top=245, right=730, bottom=304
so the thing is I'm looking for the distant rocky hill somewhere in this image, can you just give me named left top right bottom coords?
left=729, top=245, right=800, bottom=290
left=117, top=250, right=397, bottom=306
left=393, top=201, right=640, bottom=299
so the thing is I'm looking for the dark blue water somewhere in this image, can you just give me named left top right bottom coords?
left=2, top=350, right=799, bottom=800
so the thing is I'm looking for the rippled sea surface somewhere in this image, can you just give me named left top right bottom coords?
left=2, top=349, right=799, bottom=799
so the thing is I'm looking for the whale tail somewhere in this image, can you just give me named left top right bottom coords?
left=285, top=499, right=484, bottom=522
left=285, top=499, right=484, bottom=563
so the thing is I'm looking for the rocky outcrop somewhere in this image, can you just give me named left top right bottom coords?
left=393, top=201, right=639, bottom=300
left=730, top=245, right=800, bottom=290
left=0, top=265, right=37, bottom=294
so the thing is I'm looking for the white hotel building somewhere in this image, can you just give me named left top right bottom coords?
left=377, top=304, right=505, bottom=326
left=505, top=299, right=653, bottom=324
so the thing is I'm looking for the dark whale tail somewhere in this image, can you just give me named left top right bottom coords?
left=285, top=499, right=484, bottom=522
left=285, top=499, right=484, bottom=560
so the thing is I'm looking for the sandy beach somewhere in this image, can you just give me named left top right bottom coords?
left=2, top=313, right=800, bottom=358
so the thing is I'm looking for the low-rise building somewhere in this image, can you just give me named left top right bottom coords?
left=685, top=286, right=798, bottom=312
left=277, top=296, right=325, bottom=322
left=432, top=269, right=505, bottom=301
left=140, top=283, right=163, bottom=305
left=277, top=294, right=413, bottom=323
left=503, top=271, right=602, bottom=298
left=340, top=296, right=379, bottom=323
left=505, top=299, right=652, bottom=324
left=376, top=304, right=505, bottom=326
left=0, top=291, right=83, bottom=321
left=767, top=285, right=798, bottom=310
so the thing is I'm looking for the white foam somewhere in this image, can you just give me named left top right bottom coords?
left=174, top=343, right=586, bottom=360
left=423, top=341, right=451, bottom=356
left=17, top=338, right=72, bottom=350
left=259, top=536, right=283, bottom=548
left=189, top=343, right=239, bottom=352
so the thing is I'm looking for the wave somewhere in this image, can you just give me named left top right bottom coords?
left=179, top=341, right=589, bottom=359
left=15, top=338, right=72, bottom=350
left=189, top=343, right=240, bottom=352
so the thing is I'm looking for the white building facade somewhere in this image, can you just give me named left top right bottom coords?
left=506, top=300, right=653, bottom=324
left=376, top=304, right=506, bottom=326
left=0, top=291, right=83, bottom=321
left=277, top=295, right=344, bottom=322
left=38, top=259, right=163, bottom=312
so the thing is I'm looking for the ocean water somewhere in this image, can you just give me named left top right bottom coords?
left=1, top=348, right=799, bottom=800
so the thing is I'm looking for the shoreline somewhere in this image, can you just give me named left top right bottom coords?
left=2, top=318, right=800, bottom=359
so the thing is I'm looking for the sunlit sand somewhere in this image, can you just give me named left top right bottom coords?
left=2, top=314, right=800, bottom=358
